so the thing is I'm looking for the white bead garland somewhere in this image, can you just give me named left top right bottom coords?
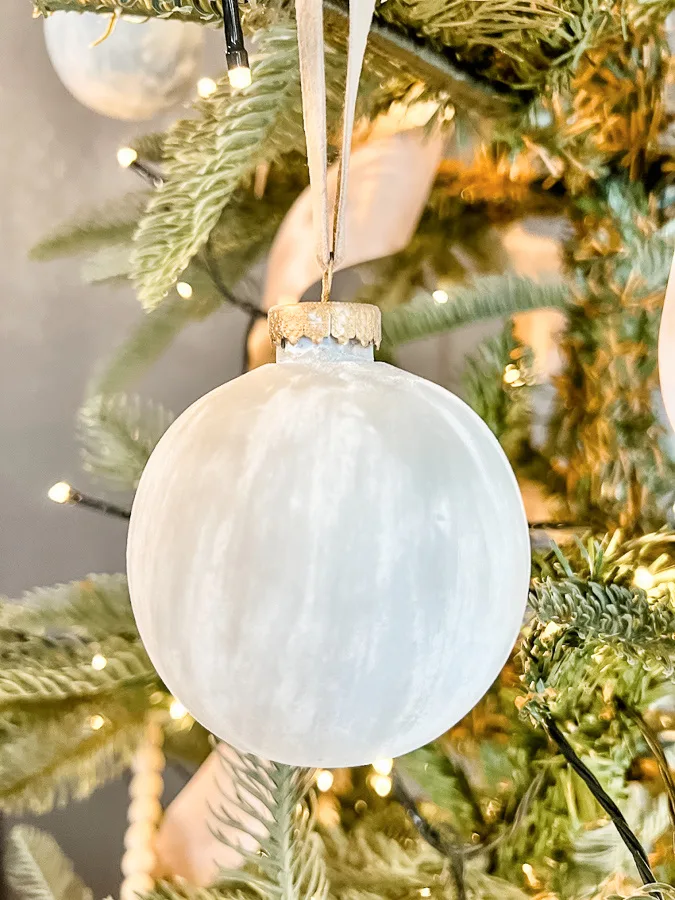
left=120, top=716, right=165, bottom=900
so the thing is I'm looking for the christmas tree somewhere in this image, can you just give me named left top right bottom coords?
left=4, top=0, right=675, bottom=898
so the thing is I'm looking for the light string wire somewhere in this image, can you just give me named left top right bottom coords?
left=544, top=715, right=660, bottom=894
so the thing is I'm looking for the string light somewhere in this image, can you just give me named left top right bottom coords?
left=48, top=481, right=73, bottom=504
left=169, top=699, right=188, bottom=720
left=372, top=758, right=393, bottom=775
left=91, top=653, right=108, bottom=671
left=176, top=281, right=193, bottom=299
left=222, top=0, right=251, bottom=89
left=197, top=76, right=218, bottom=98
left=503, top=364, right=525, bottom=387
left=117, top=146, right=138, bottom=168
left=419, top=889, right=431, bottom=898
left=116, top=147, right=164, bottom=189
left=89, top=714, right=105, bottom=731
left=47, top=482, right=131, bottom=520
left=432, top=289, right=448, bottom=304
left=633, top=566, right=655, bottom=590
left=315, top=769, right=334, bottom=792
left=228, top=65, right=252, bottom=90
left=371, top=774, right=392, bottom=797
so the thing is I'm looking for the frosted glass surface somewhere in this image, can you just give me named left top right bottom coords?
left=127, top=347, right=530, bottom=767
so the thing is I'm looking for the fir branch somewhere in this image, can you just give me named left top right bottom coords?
left=139, top=886, right=233, bottom=900
left=80, top=243, right=133, bottom=284
left=79, top=394, right=174, bottom=491
left=5, top=825, right=93, bottom=900
left=0, top=698, right=148, bottom=813
left=131, top=131, right=167, bottom=163
left=0, top=574, right=136, bottom=641
left=529, top=576, right=675, bottom=647
left=0, top=636, right=154, bottom=706
left=87, top=297, right=201, bottom=397
left=210, top=746, right=327, bottom=900
left=381, top=276, right=571, bottom=346
left=131, top=25, right=314, bottom=309
left=30, top=192, right=148, bottom=261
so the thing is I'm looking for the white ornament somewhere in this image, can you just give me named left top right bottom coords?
left=127, top=304, right=530, bottom=768
left=659, top=250, right=675, bottom=432
left=43, top=12, right=203, bottom=121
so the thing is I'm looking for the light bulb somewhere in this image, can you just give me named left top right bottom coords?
left=48, top=481, right=73, bottom=504
left=91, top=653, right=108, bottom=671
left=371, top=774, right=392, bottom=797
left=503, top=364, right=523, bottom=386
left=315, top=769, right=334, bottom=792
left=197, top=77, right=218, bottom=98
left=372, top=758, right=393, bottom=775
left=89, top=714, right=105, bottom=731
left=228, top=66, right=251, bottom=90
left=432, top=289, right=448, bottom=304
left=169, top=699, right=188, bottom=720
left=633, top=566, right=655, bottom=590
left=419, top=890, right=431, bottom=898
left=176, top=281, right=193, bottom=299
left=117, top=147, right=138, bottom=169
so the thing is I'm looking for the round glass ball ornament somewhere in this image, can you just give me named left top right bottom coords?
left=43, top=12, right=203, bottom=121
left=127, top=302, right=530, bottom=767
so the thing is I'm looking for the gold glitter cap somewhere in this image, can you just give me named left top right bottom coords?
left=268, top=302, right=381, bottom=349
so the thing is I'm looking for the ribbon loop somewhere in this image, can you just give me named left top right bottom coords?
left=295, top=0, right=377, bottom=298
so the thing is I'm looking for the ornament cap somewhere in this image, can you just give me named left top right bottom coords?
left=268, top=302, right=381, bottom=349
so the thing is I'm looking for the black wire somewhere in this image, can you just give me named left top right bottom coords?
left=544, top=716, right=659, bottom=892
left=70, top=491, right=131, bottom=520
left=202, top=238, right=266, bottom=319
left=392, top=771, right=466, bottom=900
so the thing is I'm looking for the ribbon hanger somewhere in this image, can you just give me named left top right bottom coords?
left=295, top=0, right=377, bottom=301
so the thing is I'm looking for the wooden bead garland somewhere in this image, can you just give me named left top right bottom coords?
left=120, top=715, right=165, bottom=900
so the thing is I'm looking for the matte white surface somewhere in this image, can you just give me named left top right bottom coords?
left=44, top=12, right=203, bottom=121
left=128, top=341, right=530, bottom=767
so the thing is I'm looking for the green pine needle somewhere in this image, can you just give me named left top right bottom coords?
left=381, top=276, right=571, bottom=346
left=79, top=393, right=174, bottom=491
left=5, top=825, right=94, bottom=900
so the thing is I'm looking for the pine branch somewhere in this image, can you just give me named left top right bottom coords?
left=132, top=131, right=167, bottom=163
left=0, top=699, right=148, bottom=813
left=5, top=825, right=93, bottom=900
left=79, top=394, right=174, bottom=491
left=209, top=747, right=327, bottom=900
left=131, top=25, right=315, bottom=309
left=0, top=574, right=136, bottom=640
left=87, top=297, right=201, bottom=398
left=529, top=576, right=675, bottom=647
left=30, top=193, right=149, bottom=260
left=380, top=276, right=571, bottom=346
left=80, top=243, right=133, bottom=284
left=0, top=636, right=154, bottom=706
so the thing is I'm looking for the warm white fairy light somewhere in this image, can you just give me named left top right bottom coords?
left=176, top=281, right=193, bottom=299
left=371, top=774, right=392, bottom=797
left=432, top=289, right=448, bottom=304
left=503, top=364, right=523, bottom=386
left=89, top=714, right=105, bottom=731
left=48, top=481, right=73, bottom=504
left=633, top=566, right=655, bottom=590
left=91, top=653, right=108, bottom=671
left=316, top=769, right=334, bottom=792
left=228, top=65, right=252, bottom=90
left=197, top=76, right=218, bottom=98
left=117, top=146, right=138, bottom=168
left=169, top=699, right=188, bottom=720
left=419, top=889, right=431, bottom=898
left=372, top=758, right=393, bottom=776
